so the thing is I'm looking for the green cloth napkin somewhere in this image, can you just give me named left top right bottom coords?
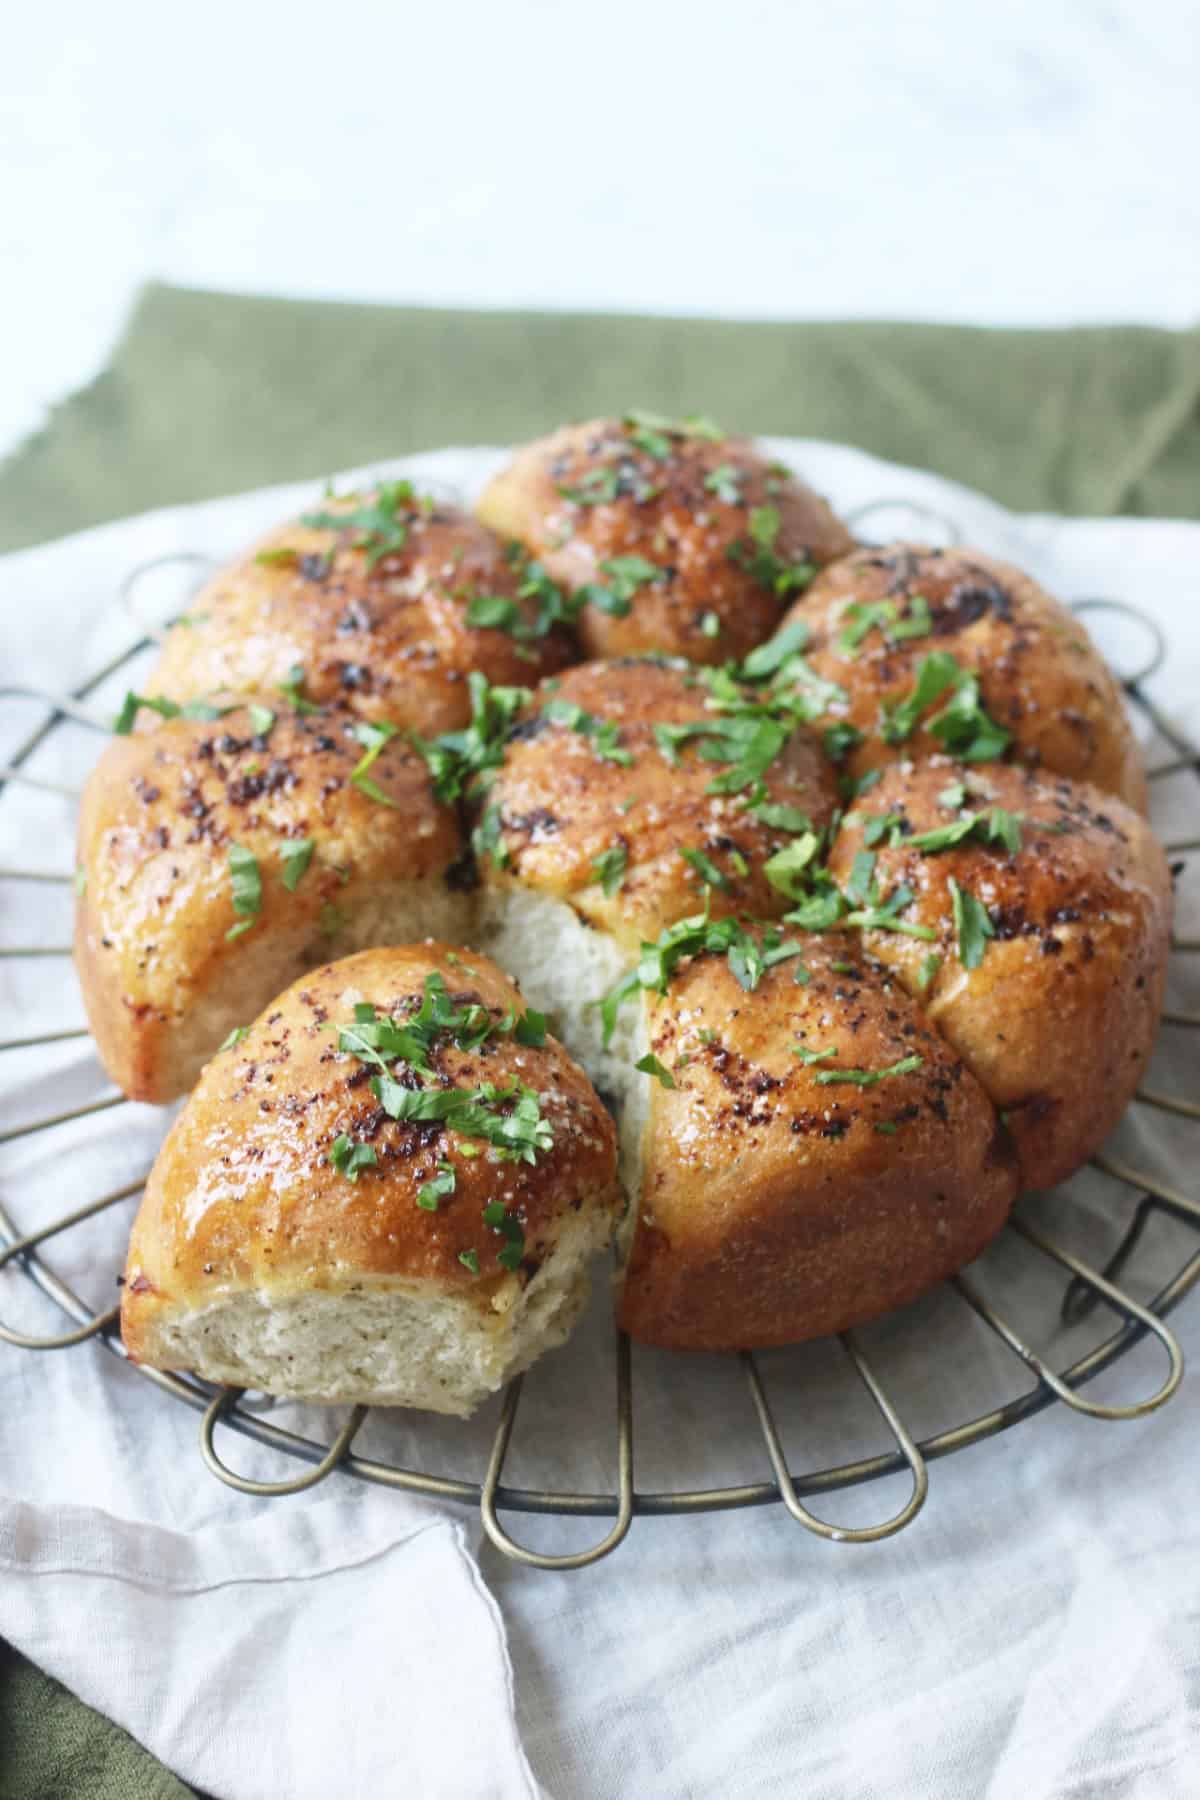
left=2, top=284, right=1200, bottom=551
left=2, top=284, right=1199, bottom=1800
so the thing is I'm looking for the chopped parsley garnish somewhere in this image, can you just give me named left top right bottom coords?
left=949, top=877, right=995, bottom=969
left=822, top=721, right=865, bottom=764
left=704, top=463, right=743, bottom=504
left=482, top=1202, right=527, bottom=1272
left=557, top=467, right=620, bottom=506
left=699, top=611, right=721, bottom=639
left=793, top=1043, right=838, bottom=1066
left=218, top=1026, right=250, bottom=1051
left=465, top=594, right=527, bottom=634
left=749, top=799, right=814, bottom=834
left=635, top=1053, right=677, bottom=1089
left=938, top=780, right=967, bottom=810
left=301, top=479, right=416, bottom=569
left=542, top=697, right=632, bottom=765
left=680, top=847, right=733, bottom=892
left=763, top=831, right=821, bottom=898
left=622, top=408, right=724, bottom=447
left=917, top=952, right=941, bottom=992
left=574, top=553, right=665, bottom=619
left=459, top=1249, right=481, bottom=1275
left=844, top=882, right=937, bottom=940
left=226, top=844, right=262, bottom=939
left=726, top=504, right=815, bottom=598
left=349, top=720, right=399, bottom=806
left=279, top=837, right=315, bottom=891
left=600, top=915, right=801, bottom=1042
left=112, top=692, right=230, bottom=733
left=591, top=844, right=629, bottom=897
left=738, top=618, right=811, bottom=680
left=412, top=672, right=530, bottom=805
left=880, top=651, right=1011, bottom=761
left=472, top=806, right=508, bottom=868
left=277, top=664, right=320, bottom=715
left=329, top=1135, right=378, bottom=1181
left=814, top=1054, right=923, bottom=1088
left=416, top=1161, right=456, bottom=1211
left=907, top=807, right=1023, bottom=855
left=835, top=595, right=932, bottom=658
left=861, top=810, right=905, bottom=847
left=247, top=703, right=276, bottom=737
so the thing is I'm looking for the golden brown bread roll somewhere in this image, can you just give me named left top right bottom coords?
left=75, top=704, right=471, bottom=1103
left=825, top=758, right=1172, bottom=1189
left=477, top=417, right=854, bottom=664
left=616, top=931, right=1018, bottom=1349
left=146, top=484, right=577, bottom=738
left=474, top=657, right=839, bottom=1085
left=121, top=944, right=621, bottom=1414
left=778, top=545, right=1147, bottom=810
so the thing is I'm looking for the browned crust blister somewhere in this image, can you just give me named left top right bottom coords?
left=147, top=499, right=576, bottom=738
left=121, top=944, right=621, bottom=1362
left=477, top=420, right=854, bottom=664
left=481, top=659, right=839, bottom=951
left=782, top=544, right=1148, bottom=811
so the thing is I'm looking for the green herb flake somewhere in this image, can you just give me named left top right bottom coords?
left=815, top=1054, right=924, bottom=1088
left=949, top=877, right=995, bottom=969
left=247, top=703, right=276, bottom=738
left=416, top=1161, right=456, bottom=1211
left=301, top=479, right=416, bottom=569
left=635, top=1053, right=677, bottom=1089
left=329, top=1135, right=378, bottom=1181
left=739, top=618, right=811, bottom=680
left=793, top=1043, right=838, bottom=1066
left=704, top=463, right=743, bottom=505
left=680, top=847, right=733, bottom=892
left=917, top=952, right=942, bottom=992
left=218, top=1026, right=250, bottom=1051
left=542, top=697, right=633, bottom=766
left=591, top=844, right=629, bottom=898
left=254, top=546, right=300, bottom=568
left=277, top=664, right=320, bottom=715
left=349, top=719, right=400, bottom=806
left=280, top=836, right=315, bottom=892
left=763, top=831, right=821, bottom=899
left=112, top=691, right=182, bottom=734
left=227, top=844, right=262, bottom=930
left=459, top=1249, right=481, bottom=1275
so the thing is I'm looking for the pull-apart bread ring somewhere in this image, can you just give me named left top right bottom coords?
left=145, top=483, right=577, bottom=739
left=615, top=932, right=1018, bottom=1350
left=778, top=544, right=1148, bottom=811
left=121, top=945, right=621, bottom=1415
left=825, top=759, right=1172, bottom=1190
left=475, top=657, right=839, bottom=1085
left=75, top=704, right=471, bottom=1103
left=477, top=417, right=854, bottom=665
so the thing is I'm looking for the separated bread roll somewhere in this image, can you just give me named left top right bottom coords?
left=615, top=932, right=1018, bottom=1349
left=477, top=417, right=854, bottom=664
left=75, top=704, right=471, bottom=1103
left=146, top=484, right=577, bottom=738
left=475, top=658, right=839, bottom=1085
left=121, top=945, right=622, bottom=1414
left=780, top=545, right=1147, bottom=810
left=825, top=759, right=1172, bottom=1189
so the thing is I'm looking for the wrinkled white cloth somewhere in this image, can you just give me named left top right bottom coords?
left=1, top=442, right=1197, bottom=1800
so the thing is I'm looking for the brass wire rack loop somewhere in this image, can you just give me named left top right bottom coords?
left=1, top=535, right=1198, bottom=1569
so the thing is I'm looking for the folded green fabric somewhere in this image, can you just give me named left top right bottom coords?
left=2, top=283, right=1199, bottom=1799
left=1, top=284, right=1199, bottom=552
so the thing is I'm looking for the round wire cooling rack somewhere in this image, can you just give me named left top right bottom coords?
left=2, top=526, right=1200, bottom=1573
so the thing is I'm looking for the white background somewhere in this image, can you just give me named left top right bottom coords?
left=2, top=0, right=1198, bottom=462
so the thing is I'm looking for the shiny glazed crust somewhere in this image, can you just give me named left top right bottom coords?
left=479, top=659, right=839, bottom=952
left=121, top=945, right=621, bottom=1362
left=618, top=934, right=1018, bottom=1349
left=74, top=706, right=467, bottom=1102
left=477, top=420, right=854, bottom=664
left=825, top=759, right=1172, bottom=1189
left=782, top=545, right=1148, bottom=811
left=146, top=495, right=576, bottom=737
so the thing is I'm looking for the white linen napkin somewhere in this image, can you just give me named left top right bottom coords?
left=1, top=442, right=1197, bottom=1800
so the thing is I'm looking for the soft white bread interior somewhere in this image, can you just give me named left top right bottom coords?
left=121, top=944, right=622, bottom=1414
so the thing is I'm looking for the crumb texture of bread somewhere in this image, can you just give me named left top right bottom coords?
left=121, top=944, right=622, bottom=1414
left=74, top=706, right=470, bottom=1102
left=477, top=420, right=854, bottom=664
left=616, top=933, right=1018, bottom=1350
left=826, top=758, right=1172, bottom=1189
left=784, top=544, right=1148, bottom=810
left=146, top=489, right=576, bottom=738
